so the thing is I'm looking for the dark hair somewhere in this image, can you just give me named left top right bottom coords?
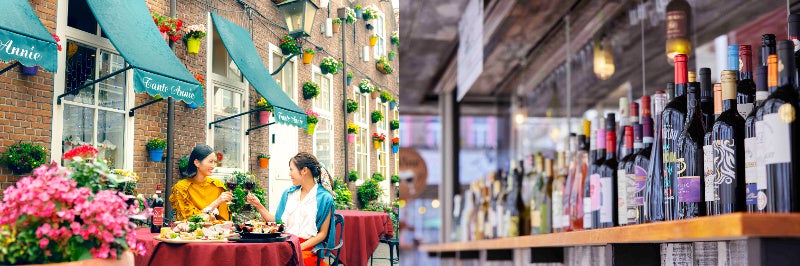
left=179, top=144, right=215, bottom=178
left=290, top=152, right=321, bottom=181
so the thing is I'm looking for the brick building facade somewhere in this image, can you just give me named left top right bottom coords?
left=0, top=0, right=400, bottom=209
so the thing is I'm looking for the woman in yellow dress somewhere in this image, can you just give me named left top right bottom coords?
left=169, top=144, right=233, bottom=221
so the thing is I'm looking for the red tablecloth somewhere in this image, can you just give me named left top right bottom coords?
left=336, top=210, right=394, bottom=266
left=133, top=228, right=303, bottom=266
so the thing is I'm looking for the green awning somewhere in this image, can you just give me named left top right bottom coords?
left=211, top=13, right=307, bottom=130
left=0, top=0, right=58, bottom=71
left=85, top=0, right=204, bottom=106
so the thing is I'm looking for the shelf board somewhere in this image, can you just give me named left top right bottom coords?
left=418, top=213, right=800, bottom=252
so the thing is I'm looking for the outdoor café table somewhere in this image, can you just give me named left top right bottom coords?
left=133, top=228, right=303, bottom=266
left=336, top=210, right=394, bottom=266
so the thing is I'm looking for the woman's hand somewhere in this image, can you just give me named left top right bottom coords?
left=217, top=191, right=233, bottom=203
left=245, top=193, right=264, bottom=209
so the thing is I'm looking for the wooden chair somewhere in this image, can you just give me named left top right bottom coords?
left=316, top=213, right=345, bottom=266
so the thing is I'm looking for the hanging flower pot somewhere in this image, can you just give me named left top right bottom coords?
left=370, top=90, right=380, bottom=99
left=307, top=123, right=317, bottom=135
left=259, top=157, right=269, bottom=168
left=149, top=149, right=165, bottom=162
left=259, top=111, right=271, bottom=125
left=186, top=37, right=201, bottom=54
left=302, top=49, right=315, bottom=64
left=188, top=102, right=199, bottom=109
left=332, top=19, right=341, bottom=33
left=373, top=140, right=381, bottom=150
left=389, top=101, right=397, bottom=110
left=355, top=5, right=363, bottom=18
left=348, top=133, right=356, bottom=143
left=346, top=76, right=352, bottom=86
left=388, top=51, right=396, bottom=61
left=21, top=65, right=38, bottom=76
left=392, top=145, right=399, bottom=154
left=369, top=35, right=378, bottom=47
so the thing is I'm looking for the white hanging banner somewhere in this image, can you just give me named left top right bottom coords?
left=457, top=0, right=483, bottom=102
left=325, top=18, right=332, bottom=37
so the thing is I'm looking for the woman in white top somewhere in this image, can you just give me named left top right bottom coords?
left=246, top=152, right=335, bottom=266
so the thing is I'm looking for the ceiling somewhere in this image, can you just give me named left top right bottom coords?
left=399, top=0, right=797, bottom=117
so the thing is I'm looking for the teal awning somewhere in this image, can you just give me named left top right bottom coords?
left=211, top=13, right=307, bottom=130
left=0, top=0, right=58, bottom=71
left=85, top=0, right=204, bottom=106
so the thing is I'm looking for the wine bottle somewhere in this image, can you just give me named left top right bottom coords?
left=665, top=0, right=692, bottom=64
left=541, top=158, right=554, bottom=233
left=704, top=83, right=723, bottom=216
left=663, top=54, right=689, bottom=221
left=150, top=185, right=164, bottom=233
left=791, top=14, right=800, bottom=83
left=738, top=45, right=757, bottom=118
left=530, top=154, right=543, bottom=234
left=617, top=125, right=634, bottom=226
left=586, top=119, right=605, bottom=229
left=552, top=151, right=568, bottom=232
left=710, top=70, right=746, bottom=215
left=677, top=80, right=706, bottom=219
left=759, top=34, right=776, bottom=67
left=634, top=95, right=654, bottom=224
left=617, top=98, right=630, bottom=161
left=569, top=121, right=591, bottom=231
left=758, top=39, right=800, bottom=213
left=598, top=114, right=618, bottom=228
left=745, top=65, right=768, bottom=212
left=507, top=165, right=521, bottom=237
left=700, top=68, right=714, bottom=136
left=645, top=90, right=668, bottom=222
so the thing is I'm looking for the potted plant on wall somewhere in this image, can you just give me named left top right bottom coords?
left=380, top=90, right=392, bottom=103
left=391, top=174, right=400, bottom=185
left=389, top=98, right=398, bottom=110
left=302, top=48, right=315, bottom=64
left=346, top=98, right=359, bottom=114
left=348, top=170, right=359, bottom=182
left=345, top=8, right=358, bottom=24
left=1, top=142, right=47, bottom=175
left=306, top=110, right=319, bottom=135
left=257, top=154, right=270, bottom=168
left=302, top=81, right=320, bottom=100
left=391, top=137, right=399, bottom=153
left=320, top=57, right=342, bottom=75
left=332, top=18, right=342, bottom=33
left=359, top=79, right=373, bottom=94
left=388, top=51, right=397, bottom=61
left=362, top=6, right=378, bottom=21
left=279, top=34, right=302, bottom=55
left=371, top=172, right=385, bottom=182
left=371, top=132, right=386, bottom=150
left=369, top=33, right=379, bottom=47
left=376, top=56, right=393, bottom=74
left=151, top=10, right=183, bottom=42
left=146, top=137, right=167, bottom=162
left=256, top=97, right=273, bottom=125
left=347, top=122, right=358, bottom=143
left=354, top=4, right=363, bottom=18
left=390, top=119, right=399, bottom=131
left=391, top=31, right=399, bottom=46
left=346, top=71, right=354, bottom=85
left=370, top=87, right=381, bottom=99
left=371, top=110, right=383, bottom=123
left=182, top=24, right=207, bottom=54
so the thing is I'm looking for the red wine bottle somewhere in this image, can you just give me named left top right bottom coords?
left=645, top=90, right=668, bottom=222
left=677, top=80, right=706, bottom=219
left=759, top=34, right=776, bottom=67
left=586, top=118, right=606, bottom=229
left=737, top=45, right=756, bottom=118
left=745, top=65, right=768, bottom=212
left=617, top=125, right=635, bottom=226
left=704, top=84, right=723, bottom=216
left=663, top=54, right=689, bottom=221
left=617, top=98, right=630, bottom=161
left=710, top=70, right=746, bottom=215
left=634, top=95, right=655, bottom=224
left=758, top=40, right=800, bottom=212
left=598, top=113, right=618, bottom=228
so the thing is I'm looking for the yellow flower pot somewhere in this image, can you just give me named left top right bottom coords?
left=307, top=123, right=317, bottom=135
left=373, top=140, right=382, bottom=150
left=370, top=36, right=378, bottom=47
left=302, top=51, right=314, bottom=64
left=186, top=37, right=201, bottom=54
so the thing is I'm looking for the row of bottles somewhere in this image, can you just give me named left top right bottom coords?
left=456, top=14, right=800, bottom=240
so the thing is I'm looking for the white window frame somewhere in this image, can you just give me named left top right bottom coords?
left=372, top=7, right=388, bottom=58
left=353, top=87, right=370, bottom=181
left=311, top=65, right=335, bottom=174
left=376, top=102, right=390, bottom=179
left=268, top=43, right=298, bottom=104
left=207, top=15, right=250, bottom=174
left=52, top=0, right=135, bottom=169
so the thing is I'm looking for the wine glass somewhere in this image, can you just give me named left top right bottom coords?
left=244, top=178, right=255, bottom=191
left=225, top=176, right=237, bottom=205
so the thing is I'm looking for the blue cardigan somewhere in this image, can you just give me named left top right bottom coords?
left=274, top=185, right=336, bottom=252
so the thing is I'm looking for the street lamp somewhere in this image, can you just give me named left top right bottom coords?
left=277, top=0, right=319, bottom=38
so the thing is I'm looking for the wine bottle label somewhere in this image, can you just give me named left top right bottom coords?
left=677, top=176, right=701, bottom=203
left=508, top=216, right=519, bottom=237
left=756, top=91, right=769, bottom=101
left=153, top=207, right=164, bottom=226
left=600, top=176, right=613, bottom=223
left=761, top=113, right=792, bottom=164
left=590, top=174, right=601, bottom=211
left=531, top=210, right=541, bottom=229
left=754, top=121, right=767, bottom=191
left=583, top=197, right=592, bottom=229
left=744, top=137, right=757, bottom=184
left=703, top=145, right=716, bottom=202
left=737, top=103, right=753, bottom=119
left=666, top=11, right=687, bottom=38
left=758, top=191, right=768, bottom=211
left=617, top=169, right=629, bottom=225
left=712, top=139, right=736, bottom=185
left=625, top=172, right=637, bottom=224
left=552, top=191, right=563, bottom=228
left=634, top=166, right=647, bottom=207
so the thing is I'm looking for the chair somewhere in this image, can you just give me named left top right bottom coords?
left=317, top=213, right=345, bottom=266
left=370, top=220, right=399, bottom=265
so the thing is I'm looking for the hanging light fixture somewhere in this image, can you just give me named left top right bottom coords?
left=664, top=0, right=692, bottom=65
left=593, top=34, right=615, bottom=80
left=277, top=0, right=320, bottom=38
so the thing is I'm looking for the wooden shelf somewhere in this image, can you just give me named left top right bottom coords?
left=419, top=213, right=800, bottom=252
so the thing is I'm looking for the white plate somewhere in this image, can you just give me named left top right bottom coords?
left=153, top=236, right=229, bottom=244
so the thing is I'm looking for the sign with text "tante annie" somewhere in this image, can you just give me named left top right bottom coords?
left=456, top=0, right=483, bottom=102
left=134, top=70, right=203, bottom=107
left=0, top=0, right=58, bottom=72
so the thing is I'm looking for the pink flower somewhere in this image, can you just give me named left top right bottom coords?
left=39, top=238, right=49, bottom=248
